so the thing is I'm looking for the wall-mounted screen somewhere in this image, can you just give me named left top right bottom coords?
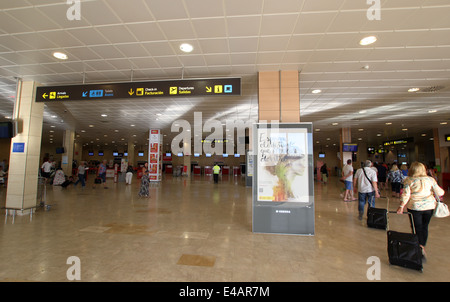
left=343, top=143, right=358, bottom=152
left=0, top=122, right=13, bottom=138
left=56, top=147, right=65, bottom=154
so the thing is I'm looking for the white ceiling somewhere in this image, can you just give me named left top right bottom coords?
left=1, top=0, right=450, bottom=152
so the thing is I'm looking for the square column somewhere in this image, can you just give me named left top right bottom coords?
left=258, top=70, right=300, bottom=123
left=6, top=81, right=44, bottom=212
left=61, top=130, right=74, bottom=176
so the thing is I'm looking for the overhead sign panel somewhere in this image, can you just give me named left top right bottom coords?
left=35, top=78, right=241, bottom=102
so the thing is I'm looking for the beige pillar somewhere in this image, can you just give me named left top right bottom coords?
left=127, top=141, right=135, bottom=167
left=280, top=70, right=300, bottom=122
left=6, top=81, right=44, bottom=213
left=258, top=71, right=280, bottom=122
left=61, top=129, right=74, bottom=176
left=258, top=70, right=300, bottom=123
left=73, top=141, right=83, bottom=164
left=184, top=154, right=191, bottom=177
left=340, top=128, right=352, bottom=168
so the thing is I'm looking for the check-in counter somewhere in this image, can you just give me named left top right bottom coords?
left=166, top=165, right=173, bottom=174
left=204, top=166, right=212, bottom=175
left=233, top=166, right=241, bottom=176
left=193, top=166, right=201, bottom=175
left=222, top=166, right=230, bottom=175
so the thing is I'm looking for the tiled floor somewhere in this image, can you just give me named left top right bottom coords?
left=0, top=174, right=449, bottom=282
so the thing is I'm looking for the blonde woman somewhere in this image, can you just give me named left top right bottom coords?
left=397, top=162, right=445, bottom=260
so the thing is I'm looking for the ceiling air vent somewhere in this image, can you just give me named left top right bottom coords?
left=418, top=85, right=445, bottom=93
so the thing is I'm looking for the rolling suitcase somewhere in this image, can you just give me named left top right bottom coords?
left=387, top=211, right=423, bottom=272
left=61, top=180, right=72, bottom=188
left=367, top=197, right=388, bottom=230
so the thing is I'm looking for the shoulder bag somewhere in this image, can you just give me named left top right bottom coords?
left=434, top=193, right=449, bottom=218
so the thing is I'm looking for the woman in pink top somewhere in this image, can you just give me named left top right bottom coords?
left=397, top=162, right=445, bottom=260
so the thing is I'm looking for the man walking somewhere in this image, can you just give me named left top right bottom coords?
left=74, top=161, right=88, bottom=188
left=354, top=160, right=380, bottom=220
left=342, top=159, right=356, bottom=201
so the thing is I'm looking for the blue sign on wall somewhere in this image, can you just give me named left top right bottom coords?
left=12, top=142, right=25, bottom=153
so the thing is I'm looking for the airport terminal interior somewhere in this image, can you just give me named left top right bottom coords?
left=1, top=0, right=450, bottom=282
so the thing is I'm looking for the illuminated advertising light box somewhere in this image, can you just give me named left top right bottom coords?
left=252, top=123, right=314, bottom=235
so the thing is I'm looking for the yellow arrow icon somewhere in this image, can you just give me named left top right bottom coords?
left=206, top=86, right=212, bottom=93
left=128, top=89, right=134, bottom=96
left=42, top=93, right=48, bottom=99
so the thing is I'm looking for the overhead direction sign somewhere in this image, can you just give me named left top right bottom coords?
left=35, top=78, right=241, bottom=102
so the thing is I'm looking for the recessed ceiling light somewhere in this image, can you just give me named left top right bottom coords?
left=402, top=128, right=408, bottom=131
left=180, top=43, right=194, bottom=53
left=53, top=51, right=68, bottom=60
left=359, top=110, right=367, bottom=114
left=441, top=122, right=448, bottom=125
left=331, top=122, right=339, bottom=126
left=408, top=88, right=420, bottom=92
left=101, top=114, right=108, bottom=117
left=4, top=116, right=12, bottom=119
left=428, top=109, right=437, bottom=113
left=359, top=36, right=377, bottom=46
left=421, top=134, right=427, bottom=136
left=312, top=89, right=322, bottom=94
left=385, top=122, right=392, bottom=125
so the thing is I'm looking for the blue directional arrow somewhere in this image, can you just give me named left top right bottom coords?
left=82, top=91, right=88, bottom=97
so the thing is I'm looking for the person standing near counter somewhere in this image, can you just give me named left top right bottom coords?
left=98, top=160, right=108, bottom=189
left=126, top=164, right=134, bottom=185
left=213, top=163, right=220, bottom=184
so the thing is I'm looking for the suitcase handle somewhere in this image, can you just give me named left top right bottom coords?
left=387, top=211, right=416, bottom=234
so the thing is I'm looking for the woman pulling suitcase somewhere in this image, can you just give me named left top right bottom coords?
left=396, top=162, right=445, bottom=260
